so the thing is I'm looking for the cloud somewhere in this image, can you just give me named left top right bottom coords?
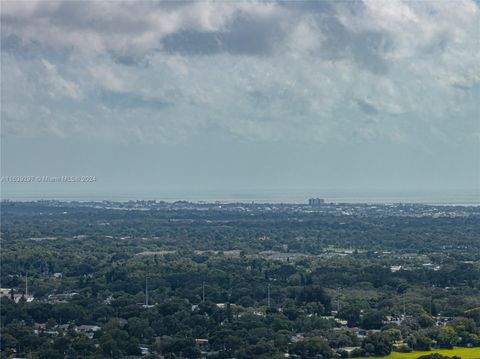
left=162, top=10, right=288, bottom=56
left=1, top=0, right=479, bottom=147
left=1, top=1, right=278, bottom=59
left=41, top=59, right=83, bottom=100
left=100, top=89, right=170, bottom=111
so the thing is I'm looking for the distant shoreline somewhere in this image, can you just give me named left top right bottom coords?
left=1, top=188, right=479, bottom=206
left=1, top=196, right=479, bottom=207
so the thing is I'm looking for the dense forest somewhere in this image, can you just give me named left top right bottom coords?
left=1, top=201, right=479, bottom=359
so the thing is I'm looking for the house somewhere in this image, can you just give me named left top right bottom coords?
left=55, top=324, right=71, bottom=332
left=0, top=288, right=34, bottom=303
left=335, top=318, right=348, bottom=327
left=47, top=292, right=78, bottom=304
left=195, top=339, right=209, bottom=347
left=339, top=327, right=368, bottom=339
left=0, top=288, right=12, bottom=298
left=12, top=294, right=34, bottom=303
left=290, top=333, right=304, bottom=343
left=390, top=265, right=402, bottom=272
left=76, top=325, right=101, bottom=332
left=139, top=346, right=150, bottom=355
left=103, top=295, right=114, bottom=304
left=384, top=315, right=403, bottom=325
left=76, top=325, right=101, bottom=339
left=223, top=250, right=241, bottom=257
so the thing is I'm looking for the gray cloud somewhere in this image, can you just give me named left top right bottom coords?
left=318, top=16, right=393, bottom=74
left=356, top=99, right=379, bottom=115
left=162, top=13, right=286, bottom=56
left=100, top=90, right=170, bottom=110
left=277, top=0, right=334, bottom=13
left=1, top=0, right=479, bottom=147
left=162, top=30, right=224, bottom=55
left=0, top=0, right=394, bottom=72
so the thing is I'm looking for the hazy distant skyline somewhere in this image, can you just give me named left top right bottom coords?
left=1, top=1, right=479, bottom=199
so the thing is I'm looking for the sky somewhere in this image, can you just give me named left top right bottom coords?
left=1, top=0, right=479, bottom=200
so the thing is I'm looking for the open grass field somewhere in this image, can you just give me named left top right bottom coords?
left=359, top=347, right=480, bottom=359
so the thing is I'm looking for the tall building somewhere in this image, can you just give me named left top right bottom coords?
left=308, top=198, right=325, bottom=206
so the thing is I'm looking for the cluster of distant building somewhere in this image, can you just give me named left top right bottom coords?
left=5, top=199, right=479, bottom=219
left=0, top=288, right=34, bottom=303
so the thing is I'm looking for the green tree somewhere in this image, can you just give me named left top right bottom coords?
left=362, top=332, right=393, bottom=356
left=437, top=326, right=459, bottom=349
left=337, top=305, right=361, bottom=327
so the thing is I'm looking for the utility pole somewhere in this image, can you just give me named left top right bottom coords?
left=145, top=277, right=148, bottom=306
left=267, top=284, right=271, bottom=308
left=336, top=287, right=340, bottom=312
left=228, top=277, right=232, bottom=301
left=403, top=292, right=406, bottom=317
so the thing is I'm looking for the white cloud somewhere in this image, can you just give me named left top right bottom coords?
left=1, top=0, right=479, bottom=147
left=41, top=59, right=82, bottom=100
